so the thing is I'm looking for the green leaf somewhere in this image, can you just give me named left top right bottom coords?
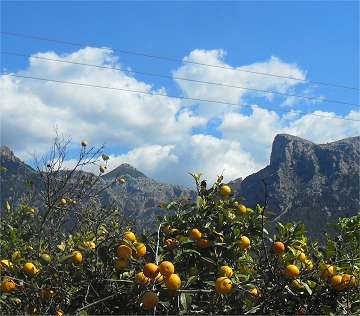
left=303, top=282, right=313, bottom=295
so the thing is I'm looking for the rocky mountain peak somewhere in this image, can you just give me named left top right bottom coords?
left=0, top=145, right=18, bottom=162
left=270, top=134, right=315, bottom=166
left=103, top=163, right=146, bottom=180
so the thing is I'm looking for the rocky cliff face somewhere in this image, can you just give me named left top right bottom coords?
left=231, top=134, right=360, bottom=237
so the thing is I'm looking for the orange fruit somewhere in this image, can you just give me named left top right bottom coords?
left=159, top=261, right=175, bottom=277
left=60, top=198, right=67, bottom=205
left=273, top=241, right=285, bottom=254
left=23, top=262, right=39, bottom=275
left=305, top=259, right=314, bottom=271
left=196, top=239, right=210, bottom=248
left=117, top=245, right=132, bottom=259
left=123, top=231, right=136, bottom=242
left=134, top=242, right=146, bottom=257
left=285, top=264, right=300, bottom=278
left=341, top=274, right=352, bottom=289
left=331, top=275, right=344, bottom=291
left=237, top=204, right=247, bottom=214
left=219, top=265, right=233, bottom=278
left=190, top=228, right=202, bottom=240
left=39, top=254, right=51, bottom=264
left=215, top=277, right=233, bottom=294
left=143, top=263, right=159, bottom=279
left=219, top=185, right=231, bottom=196
left=249, top=287, right=259, bottom=296
left=298, top=252, right=307, bottom=262
left=142, top=291, right=159, bottom=310
left=320, top=264, right=336, bottom=280
left=240, top=236, right=250, bottom=250
left=165, top=273, right=181, bottom=290
left=71, top=251, right=83, bottom=264
left=115, top=258, right=128, bottom=271
left=1, top=278, right=16, bottom=292
left=135, top=272, right=150, bottom=286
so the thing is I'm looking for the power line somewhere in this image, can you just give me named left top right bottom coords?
left=1, top=31, right=359, bottom=91
left=2, top=51, right=359, bottom=107
left=2, top=73, right=359, bottom=122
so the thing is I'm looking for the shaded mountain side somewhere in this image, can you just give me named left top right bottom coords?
left=231, top=134, right=360, bottom=238
left=0, top=146, right=195, bottom=228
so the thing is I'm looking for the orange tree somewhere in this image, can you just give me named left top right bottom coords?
left=1, top=154, right=359, bottom=315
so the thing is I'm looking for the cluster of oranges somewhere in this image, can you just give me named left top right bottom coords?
left=115, top=231, right=147, bottom=271
left=320, top=264, right=358, bottom=291
left=136, top=261, right=181, bottom=310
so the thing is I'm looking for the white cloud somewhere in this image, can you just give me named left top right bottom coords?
left=0, top=47, right=206, bottom=159
left=173, top=50, right=307, bottom=117
left=1, top=46, right=358, bottom=187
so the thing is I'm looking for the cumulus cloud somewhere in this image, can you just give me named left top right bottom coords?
left=1, top=46, right=358, bottom=187
left=0, top=47, right=206, bottom=159
left=173, top=50, right=307, bottom=117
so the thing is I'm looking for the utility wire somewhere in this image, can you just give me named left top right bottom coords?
left=2, top=51, right=359, bottom=107
left=1, top=31, right=359, bottom=91
left=2, top=73, right=359, bottom=122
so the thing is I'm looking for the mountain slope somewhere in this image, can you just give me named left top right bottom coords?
left=231, top=134, right=360, bottom=237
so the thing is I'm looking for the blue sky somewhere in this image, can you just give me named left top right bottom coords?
left=1, top=1, right=359, bottom=186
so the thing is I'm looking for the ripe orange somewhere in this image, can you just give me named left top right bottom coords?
left=71, top=251, right=83, bottom=264
left=134, top=242, right=146, bottom=257
left=285, top=264, right=300, bottom=278
left=23, top=262, right=39, bottom=275
left=143, top=263, right=159, bottom=279
left=142, top=291, right=159, bottom=310
left=165, top=274, right=181, bottom=290
left=341, top=274, right=351, bottom=289
left=159, top=261, right=175, bottom=277
left=123, top=231, right=136, bottom=242
left=117, top=245, right=132, bottom=259
left=215, top=277, right=233, bottom=294
left=331, top=275, right=344, bottom=291
left=219, top=185, right=231, bottom=196
left=320, top=264, right=336, bottom=280
left=115, top=258, right=128, bottom=271
left=135, top=272, right=150, bottom=286
left=273, top=241, right=285, bottom=254
left=249, top=287, right=259, bottom=296
left=298, top=252, right=307, bottom=263
left=190, top=228, right=202, bottom=240
left=240, top=236, right=250, bottom=250
left=219, top=265, right=233, bottom=278
left=1, top=278, right=16, bottom=292
left=237, top=204, right=247, bottom=215
left=196, top=239, right=210, bottom=248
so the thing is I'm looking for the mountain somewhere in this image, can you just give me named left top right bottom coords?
left=0, top=146, right=194, bottom=228
left=1, top=133, right=359, bottom=236
left=231, top=134, right=360, bottom=238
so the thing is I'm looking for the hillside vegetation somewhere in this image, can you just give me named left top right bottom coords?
left=0, top=140, right=359, bottom=315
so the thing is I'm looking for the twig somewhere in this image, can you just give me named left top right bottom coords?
left=76, top=294, right=115, bottom=313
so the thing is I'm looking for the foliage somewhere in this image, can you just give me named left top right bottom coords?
left=0, top=143, right=359, bottom=315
